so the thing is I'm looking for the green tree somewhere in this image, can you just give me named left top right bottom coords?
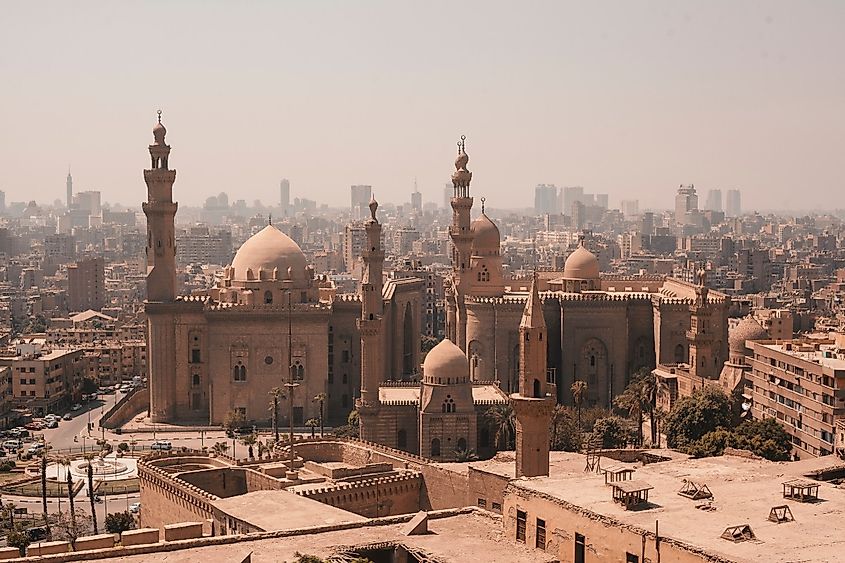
left=240, top=434, right=257, bottom=459
left=663, top=386, right=732, bottom=450
left=638, top=368, right=668, bottom=445
left=549, top=405, right=581, bottom=451
left=731, top=418, right=792, bottom=461
left=105, top=511, right=135, bottom=534
left=614, top=376, right=648, bottom=445
left=40, top=450, right=49, bottom=531
left=223, top=409, right=247, bottom=437
left=592, top=416, right=630, bottom=449
left=571, top=380, right=588, bottom=432
left=305, top=418, right=319, bottom=438
left=333, top=409, right=360, bottom=439
left=454, top=448, right=479, bottom=462
left=268, top=387, right=285, bottom=443
left=485, top=404, right=515, bottom=450
left=211, top=442, right=229, bottom=456
left=65, top=461, right=78, bottom=542
left=313, top=393, right=327, bottom=437
left=6, top=528, right=30, bottom=556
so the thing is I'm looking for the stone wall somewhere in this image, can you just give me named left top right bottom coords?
left=138, top=457, right=219, bottom=535
left=100, top=387, right=149, bottom=429
left=296, top=471, right=421, bottom=517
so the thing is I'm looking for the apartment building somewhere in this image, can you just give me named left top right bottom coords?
left=3, top=344, right=87, bottom=416
left=747, top=336, right=845, bottom=458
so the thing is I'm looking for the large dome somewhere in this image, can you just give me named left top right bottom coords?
left=563, top=245, right=600, bottom=280
left=729, top=316, right=769, bottom=353
left=471, top=213, right=500, bottom=255
left=230, top=225, right=307, bottom=282
left=423, top=339, right=468, bottom=382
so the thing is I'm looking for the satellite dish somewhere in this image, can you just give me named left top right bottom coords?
left=742, top=402, right=752, bottom=411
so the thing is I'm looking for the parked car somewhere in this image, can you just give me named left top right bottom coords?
left=71, top=404, right=82, bottom=411
left=150, top=440, right=172, bottom=451
left=2, top=440, right=22, bottom=452
left=62, top=414, right=73, bottom=421
left=45, top=420, right=58, bottom=429
left=27, top=443, right=44, bottom=455
left=129, top=502, right=141, bottom=514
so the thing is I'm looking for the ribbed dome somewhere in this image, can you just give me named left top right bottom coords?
left=230, top=225, right=307, bottom=281
left=423, top=339, right=468, bottom=381
left=729, top=316, right=769, bottom=353
left=563, top=245, right=600, bottom=280
left=471, top=213, right=500, bottom=254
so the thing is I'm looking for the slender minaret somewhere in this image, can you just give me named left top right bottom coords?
left=511, top=274, right=555, bottom=477
left=357, top=196, right=384, bottom=442
left=688, top=268, right=717, bottom=379
left=143, top=110, right=178, bottom=302
left=66, top=168, right=73, bottom=208
left=449, top=136, right=473, bottom=351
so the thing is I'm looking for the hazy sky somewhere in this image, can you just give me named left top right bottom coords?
left=2, top=1, right=843, bottom=211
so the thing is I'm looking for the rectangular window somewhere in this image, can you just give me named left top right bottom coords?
left=293, top=406, right=304, bottom=425
left=516, top=510, right=526, bottom=543
left=328, top=372, right=334, bottom=384
left=19, top=379, right=25, bottom=385
left=29, top=379, right=35, bottom=385
left=575, top=533, right=586, bottom=563
left=342, top=350, right=350, bottom=363
left=191, top=349, right=201, bottom=364
left=626, top=553, right=639, bottom=563
left=492, top=502, right=501, bottom=511
left=536, top=518, right=546, bottom=550
left=477, top=498, right=487, bottom=508
left=192, top=374, right=201, bottom=387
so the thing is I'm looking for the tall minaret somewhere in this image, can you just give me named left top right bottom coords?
left=142, top=110, right=178, bottom=302
left=449, top=136, right=473, bottom=351
left=66, top=168, right=73, bottom=208
left=688, top=268, right=717, bottom=379
left=511, top=274, right=555, bottom=478
left=357, top=196, right=385, bottom=443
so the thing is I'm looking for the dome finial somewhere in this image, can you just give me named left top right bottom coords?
left=152, top=110, right=167, bottom=144
left=157, top=109, right=162, bottom=124
left=268, top=213, right=272, bottom=226
left=480, top=196, right=486, bottom=214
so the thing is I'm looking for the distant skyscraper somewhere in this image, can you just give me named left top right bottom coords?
left=572, top=200, right=586, bottom=230
left=594, top=194, right=609, bottom=210
left=726, top=189, right=742, bottom=217
left=443, top=184, right=452, bottom=210
left=563, top=187, right=584, bottom=216
left=350, top=184, right=372, bottom=219
left=674, top=184, right=698, bottom=225
left=279, top=178, right=290, bottom=214
left=534, top=184, right=558, bottom=214
left=621, top=200, right=639, bottom=217
left=411, top=181, right=422, bottom=213
left=0, top=190, right=5, bottom=213
left=705, top=189, right=723, bottom=212
left=66, top=169, right=73, bottom=208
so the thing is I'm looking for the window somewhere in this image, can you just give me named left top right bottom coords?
left=192, top=374, right=200, bottom=387
left=431, top=438, right=441, bottom=457
left=342, top=373, right=348, bottom=384
left=477, top=498, right=487, bottom=508
left=328, top=372, right=334, bottom=384
left=590, top=355, right=595, bottom=367
left=233, top=362, right=246, bottom=382
left=457, top=437, right=467, bottom=451
left=626, top=553, right=639, bottom=563
left=342, top=350, right=350, bottom=363
left=491, top=502, right=501, bottom=511
left=263, top=290, right=273, bottom=304
left=575, top=533, right=586, bottom=563
left=516, top=510, right=526, bottom=543
left=236, top=407, right=246, bottom=417
left=264, top=356, right=274, bottom=365
left=536, top=518, right=546, bottom=550
left=397, top=429, right=407, bottom=449
left=191, top=349, right=201, bottom=364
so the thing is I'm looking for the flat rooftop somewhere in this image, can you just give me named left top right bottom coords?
left=87, top=511, right=556, bottom=563
left=512, top=452, right=845, bottom=562
left=753, top=340, right=845, bottom=371
left=210, top=489, right=367, bottom=531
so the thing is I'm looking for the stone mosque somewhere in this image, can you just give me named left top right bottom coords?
left=143, top=114, right=731, bottom=462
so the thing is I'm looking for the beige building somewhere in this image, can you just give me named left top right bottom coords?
left=747, top=335, right=845, bottom=458
left=142, top=116, right=424, bottom=427
left=68, top=257, right=106, bottom=312
left=2, top=347, right=86, bottom=416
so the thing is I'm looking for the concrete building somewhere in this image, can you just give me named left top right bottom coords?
left=747, top=336, right=845, bottom=458
left=726, top=188, right=742, bottom=217
left=705, top=188, right=722, bottom=212
left=534, top=184, right=558, bottom=215
left=279, top=178, right=290, bottom=215
left=350, top=184, right=372, bottom=220
left=68, top=257, right=106, bottom=312
left=176, top=226, right=233, bottom=266
left=3, top=346, right=86, bottom=416
left=674, top=184, right=698, bottom=227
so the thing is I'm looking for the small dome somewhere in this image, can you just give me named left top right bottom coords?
left=230, top=225, right=307, bottom=282
left=729, top=316, right=769, bottom=353
left=152, top=114, right=167, bottom=145
left=423, top=339, right=468, bottom=381
left=471, top=213, right=500, bottom=254
left=563, top=244, right=600, bottom=280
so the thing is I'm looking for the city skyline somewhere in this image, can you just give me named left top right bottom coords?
left=2, top=2, right=844, bottom=211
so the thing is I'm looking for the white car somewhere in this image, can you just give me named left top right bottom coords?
left=129, top=502, right=141, bottom=514
left=27, top=444, right=44, bottom=455
left=71, top=404, right=82, bottom=411
left=150, top=440, right=172, bottom=451
left=2, top=440, right=22, bottom=452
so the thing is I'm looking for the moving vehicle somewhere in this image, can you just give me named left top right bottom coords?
left=129, top=502, right=141, bottom=514
left=2, top=440, right=22, bottom=452
left=71, top=404, right=82, bottom=411
left=45, top=420, right=58, bottom=429
left=62, top=414, right=73, bottom=421
left=150, top=440, right=172, bottom=451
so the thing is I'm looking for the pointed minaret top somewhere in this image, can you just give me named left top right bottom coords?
left=369, top=194, right=379, bottom=222
left=152, top=109, right=167, bottom=145
left=520, top=273, right=545, bottom=329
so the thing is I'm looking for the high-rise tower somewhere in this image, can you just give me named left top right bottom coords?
left=66, top=168, right=73, bottom=208
left=448, top=136, right=473, bottom=351
left=143, top=111, right=178, bottom=302
left=357, top=196, right=385, bottom=442
left=511, top=274, right=554, bottom=477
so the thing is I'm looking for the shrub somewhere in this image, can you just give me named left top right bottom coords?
left=105, top=511, right=135, bottom=534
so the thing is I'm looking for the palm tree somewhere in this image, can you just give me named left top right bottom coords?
left=84, top=454, right=98, bottom=534
left=638, top=369, right=668, bottom=445
left=313, top=393, right=327, bottom=437
left=240, top=434, right=257, bottom=460
left=211, top=442, right=229, bottom=457
left=64, top=459, right=77, bottom=541
left=268, top=387, right=285, bottom=443
left=305, top=418, right=319, bottom=438
left=549, top=404, right=568, bottom=449
left=454, top=448, right=479, bottom=462
left=40, top=451, right=49, bottom=530
left=571, top=380, right=589, bottom=432
left=485, top=404, right=515, bottom=451
left=257, top=441, right=266, bottom=460
left=614, top=381, right=646, bottom=445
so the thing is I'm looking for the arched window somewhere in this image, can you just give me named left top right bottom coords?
left=431, top=438, right=441, bottom=457
left=233, top=361, right=246, bottom=382
left=296, top=364, right=305, bottom=380
left=264, top=290, right=273, bottom=304
left=397, top=429, right=407, bottom=449
left=674, top=344, right=685, bottom=363
left=533, top=378, right=542, bottom=398
left=457, top=437, right=467, bottom=452
left=590, top=355, right=596, bottom=367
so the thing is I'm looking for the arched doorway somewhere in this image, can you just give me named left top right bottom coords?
left=580, top=338, right=609, bottom=407
left=430, top=438, right=441, bottom=457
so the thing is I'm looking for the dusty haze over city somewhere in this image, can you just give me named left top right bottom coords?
left=2, top=1, right=844, bottom=211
